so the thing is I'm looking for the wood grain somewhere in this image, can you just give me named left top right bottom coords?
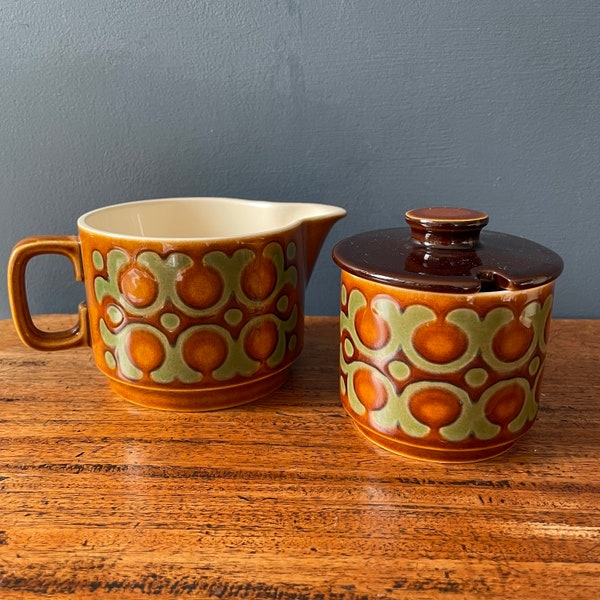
left=1, top=316, right=599, bottom=599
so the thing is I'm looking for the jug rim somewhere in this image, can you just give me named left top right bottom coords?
left=77, top=197, right=347, bottom=242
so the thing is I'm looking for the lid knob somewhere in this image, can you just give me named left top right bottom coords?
left=405, top=207, right=489, bottom=250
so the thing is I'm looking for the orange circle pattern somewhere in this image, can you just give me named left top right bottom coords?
left=90, top=241, right=300, bottom=389
left=339, top=273, right=556, bottom=456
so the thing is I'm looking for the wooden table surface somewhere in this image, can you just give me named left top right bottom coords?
left=1, top=316, right=599, bottom=599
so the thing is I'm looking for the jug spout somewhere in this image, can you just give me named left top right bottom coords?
left=298, top=204, right=347, bottom=282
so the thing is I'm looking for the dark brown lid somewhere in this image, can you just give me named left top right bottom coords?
left=332, top=207, right=563, bottom=293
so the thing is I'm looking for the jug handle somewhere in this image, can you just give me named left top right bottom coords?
left=7, top=236, right=89, bottom=350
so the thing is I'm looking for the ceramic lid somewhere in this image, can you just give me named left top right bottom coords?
left=332, top=207, right=563, bottom=293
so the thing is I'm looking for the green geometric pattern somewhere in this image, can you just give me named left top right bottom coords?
left=99, top=312, right=298, bottom=384
left=94, top=242, right=298, bottom=318
left=92, top=242, right=299, bottom=384
left=340, top=285, right=553, bottom=442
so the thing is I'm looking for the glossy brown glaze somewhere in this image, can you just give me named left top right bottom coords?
left=339, top=272, right=556, bottom=461
left=405, top=207, right=489, bottom=249
left=333, top=208, right=564, bottom=461
left=333, top=207, right=563, bottom=293
left=7, top=198, right=346, bottom=410
left=79, top=228, right=306, bottom=410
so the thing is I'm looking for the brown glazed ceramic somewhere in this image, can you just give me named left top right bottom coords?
left=332, top=207, right=563, bottom=462
left=8, top=197, right=346, bottom=410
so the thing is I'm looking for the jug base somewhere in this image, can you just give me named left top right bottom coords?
left=107, top=366, right=292, bottom=411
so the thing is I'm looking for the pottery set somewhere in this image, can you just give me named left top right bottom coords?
left=8, top=199, right=563, bottom=462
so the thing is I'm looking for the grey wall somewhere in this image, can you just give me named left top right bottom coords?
left=1, top=1, right=599, bottom=320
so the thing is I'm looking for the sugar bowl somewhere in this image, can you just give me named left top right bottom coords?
left=332, top=207, right=563, bottom=462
